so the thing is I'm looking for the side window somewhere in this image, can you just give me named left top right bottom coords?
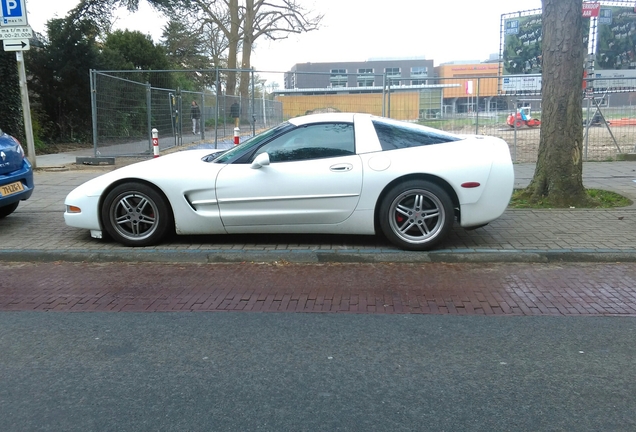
left=253, top=123, right=355, bottom=163
left=372, top=120, right=461, bottom=151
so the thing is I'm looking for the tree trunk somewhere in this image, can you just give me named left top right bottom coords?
left=226, top=0, right=240, bottom=96
left=238, top=0, right=254, bottom=123
left=525, top=0, right=589, bottom=207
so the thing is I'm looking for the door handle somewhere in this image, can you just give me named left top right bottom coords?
left=330, top=163, right=353, bottom=172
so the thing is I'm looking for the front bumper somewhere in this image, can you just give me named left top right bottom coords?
left=0, top=159, right=34, bottom=207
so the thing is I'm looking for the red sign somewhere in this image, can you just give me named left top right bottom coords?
left=582, top=2, right=600, bottom=18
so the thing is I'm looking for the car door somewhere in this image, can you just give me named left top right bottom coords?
left=216, top=122, right=363, bottom=228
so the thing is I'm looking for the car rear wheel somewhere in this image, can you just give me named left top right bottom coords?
left=0, top=202, right=19, bottom=219
left=101, top=182, right=172, bottom=247
left=379, top=180, right=454, bottom=251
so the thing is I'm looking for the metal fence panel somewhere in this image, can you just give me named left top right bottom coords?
left=92, top=70, right=636, bottom=162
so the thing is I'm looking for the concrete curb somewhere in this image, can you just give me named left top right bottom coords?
left=2, top=249, right=636, bottom=264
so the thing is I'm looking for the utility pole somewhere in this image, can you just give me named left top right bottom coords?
left=1, top=0, right=36, bottom=167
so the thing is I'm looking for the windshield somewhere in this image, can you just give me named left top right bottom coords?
left=213, top=122, right=292, bottom=163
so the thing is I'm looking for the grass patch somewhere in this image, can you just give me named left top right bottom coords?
left=509, top=189, right=633, bottom=209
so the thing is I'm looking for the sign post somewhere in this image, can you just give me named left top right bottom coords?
left=0, top=0, right=36, bottom=166
left=16, top=50, right=35, bottom=167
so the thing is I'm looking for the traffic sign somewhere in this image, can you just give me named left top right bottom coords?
left=0, top=25, right=31, bottom=39
left=1, top=0, right=28, bottom=26
left=3, top=38, right=28, bottom=51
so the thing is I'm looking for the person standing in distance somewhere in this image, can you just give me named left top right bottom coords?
left=230, top=101, right=240, bottom=128
left=191, top=101, right=201, bottom=135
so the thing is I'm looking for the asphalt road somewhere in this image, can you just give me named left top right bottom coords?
left=1, top=260, right=636, bottom=431
left=1, top=312, right=635, bottom=431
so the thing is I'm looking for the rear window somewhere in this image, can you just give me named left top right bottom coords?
left=372, top=119, right=462, bottom=151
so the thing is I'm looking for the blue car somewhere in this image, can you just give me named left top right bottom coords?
left=0, top=129, right=34, bottom=218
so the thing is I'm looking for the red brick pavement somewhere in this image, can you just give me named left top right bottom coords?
left=1, top=262, right=635, bottom=316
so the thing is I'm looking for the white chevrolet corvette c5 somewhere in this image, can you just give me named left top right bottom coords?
left=64, top=113, right=514, bottom=251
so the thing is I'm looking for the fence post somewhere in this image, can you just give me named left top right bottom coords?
left=200, top=92, right=204, bottom=140
left=382, top=74, right=386, bottom=117
left=90, top=69, right=98, bottom=158
left=262, top=83, right=267, bottom=128
left=214, top=67, right=219, bottom=149
left=251, top=69, right=256, bottom=136
left=177, top=88, right=183, bottom=146
left=146, top=82, right=152, bottom=154
left=475, top=78, right=480, bottom=134
left=512, top=97, right=518, bottom=162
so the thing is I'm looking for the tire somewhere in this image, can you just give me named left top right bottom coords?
left=101, top=182, right=172, bottom=247
left=379, top=180, right=454, bottom=251
left=515, top=120, right=524, bottom=128
left=0, top=202, right=19, bottom=219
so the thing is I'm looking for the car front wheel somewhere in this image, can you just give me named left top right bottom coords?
left=101, top=182, right=172, bottom=247
left=379, top=180, right=454, bottom=251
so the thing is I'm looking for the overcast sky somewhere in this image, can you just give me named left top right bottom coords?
left=25, top=0, right=544, bottom=71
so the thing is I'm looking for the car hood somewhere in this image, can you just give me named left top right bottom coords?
left=0, top=133, right=23, bottom=174
left=74, top=149, right=225, bottom=197
left=117, top=148, right=220, bottom=175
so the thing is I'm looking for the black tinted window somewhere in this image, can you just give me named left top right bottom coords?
left=372, top=120, right=461, bottom=150
left=213, top=122, right=292, bottom=163
left=253, top=123, right=355, bottom=163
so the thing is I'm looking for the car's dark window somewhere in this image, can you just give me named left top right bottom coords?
left=252, top=123, right=355, bottom=163
left=372, top=119, right=461, bottom=151
left=213, top=122, right=292, bottom=163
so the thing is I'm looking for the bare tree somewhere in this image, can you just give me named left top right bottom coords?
left=237, top=0, right=323, bottom=103
left=71, top=0, right=322, bottom=101
left=162, top=5, right=230, bottom=69
left=523, top=0, right=591, bottom=207
left=190, top=0, right=321, bottom=99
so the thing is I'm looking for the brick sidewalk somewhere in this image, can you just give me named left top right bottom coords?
left=2, top=262, right=635, bottom=316
left=1, top=162, right=635, bottom=263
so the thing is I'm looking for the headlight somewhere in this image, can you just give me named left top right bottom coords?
left=10, top=136, right=25, bottom=157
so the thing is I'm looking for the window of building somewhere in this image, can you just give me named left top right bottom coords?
left=330, top=69, right=348, bottom=87
left=411, top=79, right=427, bottom=85
left=385, top=67, right=401, bottom=77
left=385, top=68, right=401, bottom=86
left=411, top=67, right=428, bottom=77
left=357, top=68, right=374, bottom=87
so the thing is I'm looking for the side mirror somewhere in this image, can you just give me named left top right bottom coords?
left=251, top=152, right=270, bottom=169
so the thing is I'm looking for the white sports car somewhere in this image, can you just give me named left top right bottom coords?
left=64, top=113, right=514, bottom=251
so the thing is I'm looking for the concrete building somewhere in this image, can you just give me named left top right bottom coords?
left=276, top=57, right=514, bottom=119
left=284, top=58, right=435, bottom=91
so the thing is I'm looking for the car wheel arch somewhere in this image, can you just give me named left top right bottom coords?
left=98, top=178, right=175, bottom=231
left=373, top=174, right=460, bottom=233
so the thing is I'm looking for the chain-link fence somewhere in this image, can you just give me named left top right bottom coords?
left=90, top=69, right=283, bottom=157
left=91, top=69, right=636, bottom=162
